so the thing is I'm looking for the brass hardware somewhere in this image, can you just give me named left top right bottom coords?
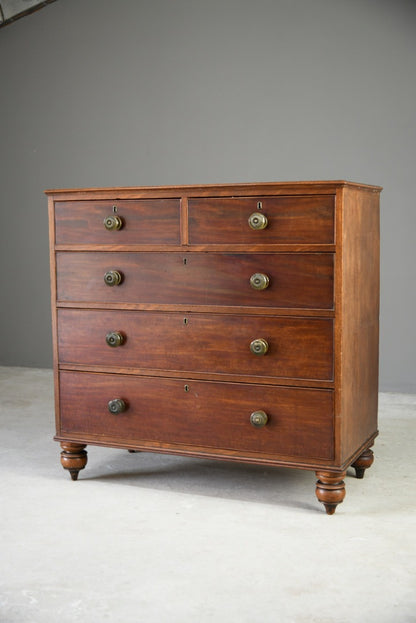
left=104, top=215, right=123, bottom=231
left=184, top=384, right=190, bottom=392
left=250, top=338, right=269, bottom=356
left=250, top=273, right=270, bottom=290
left=250, top=410, right=268, bottom=428
left=248, top=212, right=268, bottom=230
left=104, top=270, right=122, bottom=286
left=108, top=399, right=126, bottom=415
left=112, top=205, right=118, bottom=213
left=106, top=331, right=125, bottom=347
left=257, top=201, right=262, bottom=210
left=183, top=318, right=188, bottom=325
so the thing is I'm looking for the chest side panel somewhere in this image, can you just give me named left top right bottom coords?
left=337, top=187, right=380, bottom=463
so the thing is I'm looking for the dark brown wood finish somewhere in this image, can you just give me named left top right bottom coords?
left=188, top=195, right=334, bottom=244
left=59, top=371, right=334, bottom=461
left=336, top=186, right=380, bottom=464
left=55, top=199, right=180, bottom=245
left=59, top=442, right=88, bottom=481
left=47, top=180, right=381, bottom=514
left=48, top=196, right=61, bottom=433
left=351, top=448, right=374, bottom=479
left=55, top=252, right=334, bottom=310
left=57, top=309, right=334, bottom=381
left=315, top=470, right=347, bottom=515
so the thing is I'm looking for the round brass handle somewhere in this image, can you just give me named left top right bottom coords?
left=250, top=273, right=270, bottom=290
left=104, top=215, right=123, bottom=231
left=108, top=399, right=126, bottom=415
left=106, top=331, right=125, bottom=347
left=250, top=338, right=269, bottom=356
left=250, top=410, right=268, bottom=428
left=248, top=212, right=268, bottom=230
left=104, top=270, right=122, bottom=286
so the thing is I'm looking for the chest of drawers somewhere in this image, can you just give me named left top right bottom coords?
left=47, top=181, right=381, bottom=514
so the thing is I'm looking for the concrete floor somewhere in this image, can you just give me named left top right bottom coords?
left=0, top=366, right=415, bottom=623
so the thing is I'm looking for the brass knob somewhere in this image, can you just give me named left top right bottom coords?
left=106, top=331, right=125, bottom=347
left=250, top=338, right=269, bottom=356
left=250, top=273, right=270, bottom=290
left=108, top=399, right=126, bottom=415
left=104, top=215, right=123, bottom=231
left=248, top=212, right=268, bottom=230
left=104, top=270, right=122, bottom=286
left=250, top=410, right=268, bottom=428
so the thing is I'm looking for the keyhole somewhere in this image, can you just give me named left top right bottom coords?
left=183, top=257, right=187, bottom=265
left=112, top=206, right=118, bottom=213
left=184, top=385, right=190, bottom=392
left=183, top=318, right=188, bottom=325
left=257, top=201, right=262, bottom=210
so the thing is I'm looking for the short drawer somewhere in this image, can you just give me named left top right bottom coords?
left=59, top=371, right=334, bottom=460
left=56, top=252, right=334, bottom=310
left=54, top=199, right=180, bottom=245
left=188, top=195, right=335, bottom=244
left=58, top=309, right=334, bottom=382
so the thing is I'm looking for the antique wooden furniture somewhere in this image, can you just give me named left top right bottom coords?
left=47, top=181, right=381, bottom=514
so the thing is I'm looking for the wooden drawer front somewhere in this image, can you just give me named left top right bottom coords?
left=56, top=252, right=333, bottom=309
left=54, top=199, right=180, bottom=245
left=58, top=310, right=334, bottom=381
left=188, top=195, right=334, bottom=244
left=59, top=371, right=334, bottom=460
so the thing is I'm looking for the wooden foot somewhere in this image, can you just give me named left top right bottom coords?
left=352, top=448, right=374, bottom=479
left=60, top=442, right=88, bottom=481
left=315, top=471, right=346, bottom=515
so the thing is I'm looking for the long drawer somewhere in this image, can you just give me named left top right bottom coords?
left=188, top=195, right=335, bottom=244
left=59, top=371, right=334, bottom=460
left=58, top=309, right=334, bottom=381
left=56, top=252, right=334, bottom=309
left=54, top=199, right=181, bottom=245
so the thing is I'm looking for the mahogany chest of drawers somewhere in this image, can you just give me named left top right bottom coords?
left=47, top=181, right=381, bottom=514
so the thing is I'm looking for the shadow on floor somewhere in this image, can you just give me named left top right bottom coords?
left=73, top=448, right=337, bottom=512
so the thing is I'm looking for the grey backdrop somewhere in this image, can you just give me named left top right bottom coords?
left=0, top=0, right=415, bottom=392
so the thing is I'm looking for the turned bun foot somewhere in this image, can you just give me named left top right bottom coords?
left=60, top=442, right=88, bottom=480
left=315, top=471, right=346, bottom=515
left=352, top=448, right=374, bottom=479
